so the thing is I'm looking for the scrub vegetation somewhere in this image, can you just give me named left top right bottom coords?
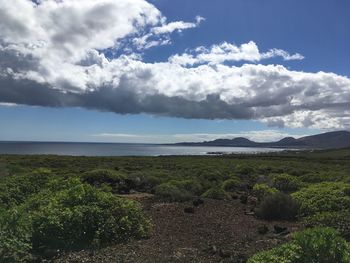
left=0, top=148, right=349, bottom=262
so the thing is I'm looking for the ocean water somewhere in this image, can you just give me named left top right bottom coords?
left=0, top=142, right=286, bottom=156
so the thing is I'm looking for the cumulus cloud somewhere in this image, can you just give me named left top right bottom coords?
left=0, top=0, right=349, bottom=130
left=169, top=41, right=304, bottom=66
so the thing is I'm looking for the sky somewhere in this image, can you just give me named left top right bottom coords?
left=0, top=0, right=349, bottom=143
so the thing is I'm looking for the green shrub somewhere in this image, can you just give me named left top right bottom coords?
left=271, top=173, right=302, bottom=193
left=235, top=164, right=255, bottom=176
left=201, top=187, right=231, bottom=200
left=222, top=177, right=241, bottom=192
left=154, top=182, right=192, bottom=201
left=169, top=179, right=203, bottom=196
left=252, top=183, right=278, bottom=201
left=82, top=169, right=128, bottom=193
left=127, top=171, right=165, bottom=192
left=255, top=192, right=299, bottom=220
left=304, top=211, right=350, bottom=240
left=27, top=179, right=150, bottom=251
left=0, top=168, right=53, bottom=208
left=0, top=178, right=151, bottom=259
left=0, top=209, right=32, bottom=263
left=292, top=182, right=350, bottom=216
left=248, top=227, right=350, bottom=263
left=300, top=172, right=337, bottom=183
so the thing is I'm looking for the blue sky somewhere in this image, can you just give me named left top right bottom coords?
left=0, top=0, right=349, bottom=143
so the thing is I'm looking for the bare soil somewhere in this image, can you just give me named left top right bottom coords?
left=55, top=197, right=300, bottom=263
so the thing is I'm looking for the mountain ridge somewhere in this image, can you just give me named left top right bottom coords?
left=175, top=130, right=350, bottom=149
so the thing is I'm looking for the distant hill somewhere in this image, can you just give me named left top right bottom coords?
left=175, top=130, right=350, bottom=149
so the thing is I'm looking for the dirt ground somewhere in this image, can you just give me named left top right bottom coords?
left=55, top=197, right=300, bottom=263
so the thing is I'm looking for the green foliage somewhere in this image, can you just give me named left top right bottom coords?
left=0, top=149, right=349, bottom=260
left=248, top=227, right=350, bottom=263
left=0, top=168, right=53, bottom=208
left=0, top=178, right=151, bottom=260
left=270, top=173, right=302, bottom=193
left=0, top=209, right=32, bottom=263
left=252, top=183, right=278, bottom=201
left=304, top=211, right=350, bottom=240
left=292, top=182, right=350, bottom=216
left=154, top=182, right=192, bottom=201
left=24, top=178, right=151, bottom=251
left=255, top=192, right=299, bottom=220
left=222, top=177, right=241, bottom=192
left=201, top=186, right=231, bottom=200
left=235, top=164, right=255, bottom=176
left=82, top=169, right=128, bottom=193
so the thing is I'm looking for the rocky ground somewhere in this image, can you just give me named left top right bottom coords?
left=55, top=196, right=300, bottom=263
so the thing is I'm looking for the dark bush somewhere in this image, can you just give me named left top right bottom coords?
left=255, top=192, right=299, bottom=220
left=82, top=169, right=129, bottom=193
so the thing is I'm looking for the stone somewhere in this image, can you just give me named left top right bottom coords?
left=184, top=207, right=195, bottom=213
left=274, top=225, right=287, bottom=234
left=192, top=198, right=204, bottom=207
left=257, top=225, right=269, bottom=235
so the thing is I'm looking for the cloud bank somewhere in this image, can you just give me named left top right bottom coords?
left=0, top=0, right=350, bottom=130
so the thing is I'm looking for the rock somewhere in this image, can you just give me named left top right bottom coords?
left=244, top=211, right=255, bottom=216
left=231, top=193, right=239, bottom=199
left=210, top=245, right=218, bottom=255
left=184, top=207, right=195, bottom=213
left=274, top=225, right=287, bottom=234
left=257, top=225, right=269, bottom=235
left=219, top=248, right=231, bottom=258
left=239, top=194, right=248, bottom=204
left=193, top=198, right=204, bottom=207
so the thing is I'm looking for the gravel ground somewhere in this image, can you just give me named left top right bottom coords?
left=54, top=197, right=300, bottom=263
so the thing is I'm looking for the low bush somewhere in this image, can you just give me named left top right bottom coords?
left=292, top=182, right=350, bottom=216
left=29, top=179, right=151, bottom=251
left=0, top=178, right=151, bottom=260
left=304, top=211, right=350, bottom=240
left=0, top=209, right=32, bottom=263
left=270, top=173, right=302, bottom=193
left=154, top=182, right=192, bottom=201
left=169, top=179, right=203, bottom=196
left=248, top=227, right=350, bottom=263
left=300, top=172, right=337, bottom=183
left=252, top=183, right=278, bottom=201
left=255, top=192, right=299, bottom=220
left=222, top=177, right=241, bottom=192
left=201, top=186, right=231, bottom=200
left=0, top=168, right=53, bottom=208
left=235, top=164, right=256, bottom=176
left=82, top=169, right=129, bottom=193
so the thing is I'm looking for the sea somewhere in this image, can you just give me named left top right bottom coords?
left=0, top=142, right=287, bottom=156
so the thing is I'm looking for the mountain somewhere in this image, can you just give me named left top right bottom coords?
left=175, top=130, right=350, bottom=149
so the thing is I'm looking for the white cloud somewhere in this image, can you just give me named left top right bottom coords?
left=0, top=0, right=349, bottom=131
left=132, top=15, right=204, bottom=50
left=169, top=41, right=304, bottom=66
left=151, top=15, right=204, bottom=34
